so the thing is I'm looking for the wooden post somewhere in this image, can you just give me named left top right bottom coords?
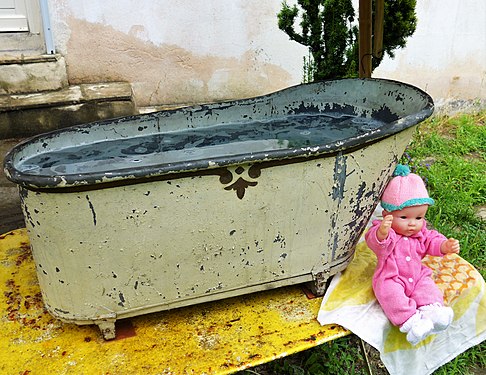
left=374, top=0, right=384, bottom=59
left=359, top=0, right=372, bottom=78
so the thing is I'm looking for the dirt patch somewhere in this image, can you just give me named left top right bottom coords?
left=475, top=205, right=486, bottom=222
left=360, top=339, right=390, bottom=375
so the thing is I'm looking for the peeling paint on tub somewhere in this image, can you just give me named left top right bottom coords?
left=331, top=154, right=347, bottom=201
left=118, top=292, right=125, bottom=307
left=329, top=154, right=347, bottom=260
left=3, top=80, right=433, bottom=339
left=85, top=195, right=97, bottom=226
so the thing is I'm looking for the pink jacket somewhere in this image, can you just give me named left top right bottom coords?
left=365, top=220, right=446, bottom=293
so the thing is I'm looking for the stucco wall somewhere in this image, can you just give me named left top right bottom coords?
left=47, top=0, right=307, bottom=107
left=48, top=0, right=485, bottom=109
left=372, top=0, right=486, bottom=110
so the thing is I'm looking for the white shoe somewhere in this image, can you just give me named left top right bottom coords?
left=399, top=311, right=422, bottom=333
left=419, top=303, right=454, bottom=333
left=400, top=311, right=434, bottom=346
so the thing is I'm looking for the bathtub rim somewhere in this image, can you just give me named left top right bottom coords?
left=13, top=134, right=405, bottom=194
left=3, top=78, right=434, bottom=190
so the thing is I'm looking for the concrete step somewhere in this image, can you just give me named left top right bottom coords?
left=0, top=82, right=137, bottom=139
left=0, top=54, right=68, bottom=95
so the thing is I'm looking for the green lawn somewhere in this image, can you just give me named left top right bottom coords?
left=399, top=111, right=485, bottom=375
left=403, top=112, right=485, bottom=280
left=241, top=111, right=486, bottom=375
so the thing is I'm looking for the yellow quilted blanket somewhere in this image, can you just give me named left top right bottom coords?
left=318, top=217, right=486, bottom=375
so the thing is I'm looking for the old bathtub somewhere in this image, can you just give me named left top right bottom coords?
left=4, top=79, right=433, bottom=339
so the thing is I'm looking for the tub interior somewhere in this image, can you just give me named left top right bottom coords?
left=17, top=113, right=386, bottom=177
left=5, top=79, right=434, bottom=189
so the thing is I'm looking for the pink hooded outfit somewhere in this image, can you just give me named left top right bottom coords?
left=365, top=165, right=454, bottom=345
left=365, top=220, right=446, bottom=326
left=365, top=164, right=446, bottom=327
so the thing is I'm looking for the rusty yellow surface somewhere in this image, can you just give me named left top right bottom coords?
left=0, top=229, right=349, bottom=374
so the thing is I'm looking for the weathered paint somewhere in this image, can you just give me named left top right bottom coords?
left=47, top=0, right=304, bottom=107
left=43, top=0, right=485, bottom=108
left=0, top=229, right=351, bottom=374
left=5, top=79, right=433, bottom=188
left=3, top=79, right=433, bottom=339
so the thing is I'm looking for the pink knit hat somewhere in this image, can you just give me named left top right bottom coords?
left=381, top=164, right=434, bottom=212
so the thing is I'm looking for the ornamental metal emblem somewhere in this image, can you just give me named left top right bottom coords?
left=218, top=164, right=262, bottom=199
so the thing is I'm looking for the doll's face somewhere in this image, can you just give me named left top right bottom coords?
left=383, top=205, right=428, bottom=237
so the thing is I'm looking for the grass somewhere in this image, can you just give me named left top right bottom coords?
left=239, top=111, right=486, bottom=375
left=403, top=112, right=486, bottom=280
left=400, top=111, right=486, bottom=375
left=242, top=336, right=367, bottom=375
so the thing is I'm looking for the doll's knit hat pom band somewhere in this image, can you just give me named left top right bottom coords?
left=393, top=164, right=411, bottom=177
left=381, top=164, right=434, bottom=212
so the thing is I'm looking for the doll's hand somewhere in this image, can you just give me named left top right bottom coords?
left=441, top=238, right=460, bottom=254
left=377, top=215, right=393, bottom=241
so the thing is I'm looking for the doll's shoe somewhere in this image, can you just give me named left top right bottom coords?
left=419, top=303, right=454, bottom=333
left=400, top=312, right=434, bottom=346
left=399, top=311, right=422, bottom=334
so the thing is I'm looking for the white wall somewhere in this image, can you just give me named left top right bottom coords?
left=48, top=0, right=307, bottom=107
left=372, top=0, right=486, bottom=109
left=48, top=0, right=485, bottom=109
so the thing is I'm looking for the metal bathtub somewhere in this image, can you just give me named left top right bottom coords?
left=4, top=78, right=433, bottom=339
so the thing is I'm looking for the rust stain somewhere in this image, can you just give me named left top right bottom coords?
left=3, top=242, right=51, bottom=329
left=0, top=232, right=15, bottom=240
left=113, top=319, right=137, bottom=340
left=66, top=18, right=293, bottom=107
left=1, top=230, right=351, bottom=374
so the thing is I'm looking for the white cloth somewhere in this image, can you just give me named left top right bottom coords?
left=317, top=210, right=486, bottom=375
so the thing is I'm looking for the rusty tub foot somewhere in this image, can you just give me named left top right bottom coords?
left=306, top=270, right=331, bottom=296
left=96, top=319, right=116, bottom=340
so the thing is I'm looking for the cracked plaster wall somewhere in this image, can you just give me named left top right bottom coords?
left=47, top=0, right=307, bottom=107
left=46, top=0, right=485, bottom=109
left=370, top=0, right=486, bottom=109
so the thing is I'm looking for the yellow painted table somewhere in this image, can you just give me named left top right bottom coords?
left=0, top=229, right=349, bottom=374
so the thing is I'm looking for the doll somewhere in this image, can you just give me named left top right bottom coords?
left=365, top=164, right=460, bottom=346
